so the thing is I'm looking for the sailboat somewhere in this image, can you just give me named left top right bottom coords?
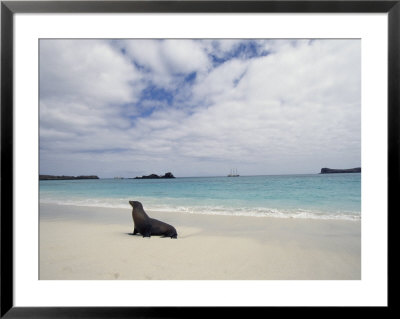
left=227, top=168, right=240, bottom=177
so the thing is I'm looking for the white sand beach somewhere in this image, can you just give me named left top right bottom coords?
left=39, top=203, right=361, bottom=280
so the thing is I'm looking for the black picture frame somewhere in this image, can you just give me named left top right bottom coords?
left=1, top=0, right=396, bottom=317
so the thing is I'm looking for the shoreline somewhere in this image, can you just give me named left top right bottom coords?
left=39, top=201, right=361, bottom=222
left=40, top=203, right=361, bottom=280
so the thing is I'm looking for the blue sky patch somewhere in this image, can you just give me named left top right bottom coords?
left=140, top=85, right=174, bottom=105
left=211, top=41, right=270, bottom=67
left=184, top=72, right=197, bottom=84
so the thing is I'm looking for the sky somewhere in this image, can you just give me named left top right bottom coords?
left=39, top=39, right=361, bottom=178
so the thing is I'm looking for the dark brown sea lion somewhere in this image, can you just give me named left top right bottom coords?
left=129, top=201, right=178, bottom=239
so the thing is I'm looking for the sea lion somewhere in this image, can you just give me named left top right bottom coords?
left=129, top=201, right=178, bottom=239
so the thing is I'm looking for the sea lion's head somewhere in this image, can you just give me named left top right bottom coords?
left=129, top=201, right=143, bottom=209
left=129, top=200, right=149, bottom=220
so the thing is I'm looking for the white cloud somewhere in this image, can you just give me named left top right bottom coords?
left=39, top=40, right=145, bottom=153
left=40, top=39, right=361, bottom=177
left=40, top=39, right=143, bottom=105
left=192, top=58, right=249, bottom=104
left=119, top=39, right=211, bottom=89
left=200, top=39, right=243, bottom=58
left=161, top=39, right=210, bottom=74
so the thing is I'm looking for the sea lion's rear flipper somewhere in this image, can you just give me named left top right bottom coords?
left=161, top=233, right=178, bottom=239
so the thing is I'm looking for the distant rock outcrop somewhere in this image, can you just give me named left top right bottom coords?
left=39, top=175, right=99, bottom=180
left=134, top=172, right=175, bottom=179
left=134, top=174, right=160, bottom=179
left=320, top=167, right=361, bottom=174
left=162, top=172, right=175, bottom=178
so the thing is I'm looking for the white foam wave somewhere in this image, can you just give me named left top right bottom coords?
left=39, top=197, right=360, bottom=221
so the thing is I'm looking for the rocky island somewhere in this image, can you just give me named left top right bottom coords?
left=320, top=167, right=361, bottom=174
left=39, top=175, right=99, bottom=180
left=134, top=172, right=175, bottom=179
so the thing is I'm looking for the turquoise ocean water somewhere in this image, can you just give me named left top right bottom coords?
left=39, top=174, right=361, bottom=220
